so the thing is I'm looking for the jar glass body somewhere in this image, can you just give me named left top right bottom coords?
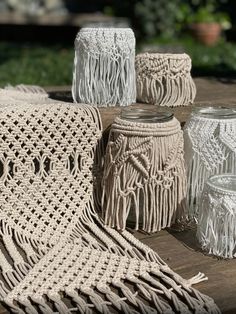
left=184, top=106, right=236, bottom=220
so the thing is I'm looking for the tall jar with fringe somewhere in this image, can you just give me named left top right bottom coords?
left=72, top=27, right=136, bottom=107
left=135, top=53, right=196, bottom=107
left=197, top=174, right=236, bottom=258
left=184, top=106, right=236, bottom=220
left=102, top=107, right=187, bottom=233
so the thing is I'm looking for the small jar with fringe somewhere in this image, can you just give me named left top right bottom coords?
left=136, top=52, right=196, bottom=107
left=72, top=27, right=136, bottom=107
left=197, top=174, right=236, bottom=259
left=102, top=108, right=187, bottom=233
left=184, top=107, right=236, bottom=220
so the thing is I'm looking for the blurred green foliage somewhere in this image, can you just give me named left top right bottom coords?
left=112, top=0, right=231, bottom=40
left=144, top=37, right=236, bottom=76
left=135, top=0, right=182, bottom=39
left=0, top=38, right=236, bottom=87
left=0, top=43, right=74, bottom=87
left=178, top=0, right=231, bottom=30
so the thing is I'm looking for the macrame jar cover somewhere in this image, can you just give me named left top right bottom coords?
left=102, top=110, right=188, bottom=233
left=184, top=107, right=236, bottom=220
left=197, top=174, right=236, bottom=259
left=72, top=27, right=136, bottom=107
left=136, top=52, right=196, bottom=107
left=0, top=101, right=220, bottom=314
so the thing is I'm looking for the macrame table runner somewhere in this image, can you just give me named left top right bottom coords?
left=197, top=174, right=236, bottom=259
left=72, top=27, right=136, bottom=107
left=136, top=53, right=196, bottom=107
left=0, top=96, right=220, bottom=313
left=102, top=113, right=188, bottom=233
left=0, top=85, right=49, bottom=106
left=184, top=107, right=236, bottom=220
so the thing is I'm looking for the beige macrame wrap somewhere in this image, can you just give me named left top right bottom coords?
left=0, top=92, right=220, bottom=313
left=102, top=116, right=188, bottom=233
left=136, top=53, right=196, bottom=107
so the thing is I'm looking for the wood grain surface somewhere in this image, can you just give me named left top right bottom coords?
left=1, top=77, right=236, bottom=313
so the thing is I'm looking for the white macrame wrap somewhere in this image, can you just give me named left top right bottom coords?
left=72, top=27, right=136, bottom=107
left=136, top=53, right=196, bottom=107
left=0, top=98, right=220, bottom=313
left=197, top=175, right=236, bottom=259
left=0, top=84, right=48, bottom=105
left=184, top=114, right=236, bottom=220
left=102, top=116, right=188, bottom=233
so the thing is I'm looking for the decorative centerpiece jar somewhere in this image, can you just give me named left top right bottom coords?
left=184, top=106, right=236, bottom=219
left=72, top=27, right=136, bottom=107
left=102, top=107, right=187, bottom=233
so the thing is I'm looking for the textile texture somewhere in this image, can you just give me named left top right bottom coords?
left=184, top=113, right=236, bottom=220
left=0, top=85, right=49, bottom=105
left=102, top=116, right=187, bottom=233
left=136, top=53, right=196, bottom=107
left=72, top=27, right=136, bottom=107
left=0, top=100, right=220, bottom=313
left=197, top=175, right=236, bottom=259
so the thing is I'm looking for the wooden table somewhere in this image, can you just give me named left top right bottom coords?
left=1, top=77, right=236, bottom=313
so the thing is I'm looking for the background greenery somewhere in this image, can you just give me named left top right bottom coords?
left=1, top=37, right=236, bottom=87
left=0, top=0, right=235, bottom=86
left=0, top=43, right=74, bottom=87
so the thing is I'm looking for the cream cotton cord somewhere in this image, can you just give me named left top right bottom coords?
left=0, top=93, right=220, bottom=313
left=136, top=53, right=196, bottom=107
left=102, top=116, right=188, bottom=233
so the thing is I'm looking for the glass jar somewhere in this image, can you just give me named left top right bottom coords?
left=184, top=106, right=236, bottom=220
left=197, top=174, right=236, bottom=258
left=102, top=107, right=187, bottom=233
left=120, top=107, right=174, bottom=123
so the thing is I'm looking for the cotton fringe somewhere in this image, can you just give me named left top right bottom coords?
left=197, top=175, right=236, bottom=259
left=136, top=53, right=196, bottom=107
left=0, top=101, right=220, bottom=314
left=102, top=116, right=188, bottom=233
left=184, top=113, right=236, bottom=220
left=72, top=27, right=136, bottom=107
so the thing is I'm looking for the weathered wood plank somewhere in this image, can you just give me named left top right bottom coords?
left=0, top=78, right=235, bottom=313
left=47, top=77, right=236, bottom=130
left=135, top=228, right=236, bottom=314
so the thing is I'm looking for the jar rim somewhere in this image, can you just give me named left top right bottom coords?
left=80, top=27, right=133, bottom=32
left=193, top=106, right=236, bottom=119
left=120, top=107, right=174, bottom=123
left=207, top=174, right=236, bottom=194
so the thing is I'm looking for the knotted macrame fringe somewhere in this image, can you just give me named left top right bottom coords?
left=197, top=175, right=236, bottom=259
left=0, top=205, right=218, bottom=314
left=72, top=27, right=136, bottom=107
left=102, top=116, right=188, bottom=233
left=0, top=101, right=220, bottom=313
left=136, top=53, right=196, bottom=107
left=184, top=114, right=236, bottom=220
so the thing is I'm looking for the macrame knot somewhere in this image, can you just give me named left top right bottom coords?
left=184, top=107, right=236, bottom=220
left=72, top=27, right=136, bottom=107
left=136, top=52, right=196, bottom=107
left=102, top=115, right=187, bottom=232
left=0, top=100, right=220, bottom=314
left=197, top=174, right=236, bottom=258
